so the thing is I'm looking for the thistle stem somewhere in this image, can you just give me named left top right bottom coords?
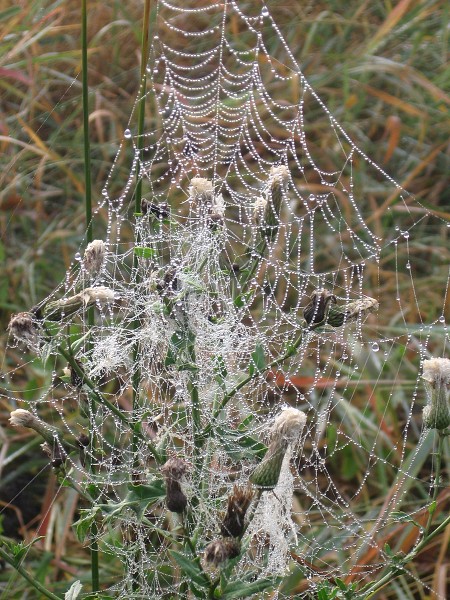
left=81, top=0, right=97, bottom=589
left=423, top=429, right=445, bottom=537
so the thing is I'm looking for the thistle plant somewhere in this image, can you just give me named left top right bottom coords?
left=3, top=2, right=449, bottom=599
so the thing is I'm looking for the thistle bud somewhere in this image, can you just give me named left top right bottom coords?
left=83, top=240, right=105, bottom=276
left=9, top=409, right=60, bottom=446
left=422, top=357, right=450, bottom=430
left=204, top=538, right=240, bottom=567
left=250, top=408, right=306, bottom=489
left=7, top=312, right=41, bottom=349
left=161, top=457, right=190, bottom=513
left=220, top=486, right=253, bottom=538
left=42, top=287, right=116, bottom=321
left=252, top=165, right=288, bottom=238
left=303, top=291, right=378, bottom=329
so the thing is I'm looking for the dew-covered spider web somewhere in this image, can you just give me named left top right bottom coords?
left=4, top=1, right=450, bottom=598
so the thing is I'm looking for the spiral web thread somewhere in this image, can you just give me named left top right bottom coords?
left=4, top=1, right=450, bottom=598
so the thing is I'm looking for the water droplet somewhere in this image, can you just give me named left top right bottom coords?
left=372, top=342, right=379, bottom=352
left=402, top=231, right=410, bottom=239
left=439, top=315, right=445, bottom=323
left=406, top=261, right=411, bottom=269
left=74, top=252, right=82, bottom=261
left=124, top=129, right=132, bottom=139
left=262, top=6, right=269, bottom=17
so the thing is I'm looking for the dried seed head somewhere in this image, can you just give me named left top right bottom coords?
left=63, top=360, right=84, bottom=388
left=161, top=457, right=190, bottom=513
left=7, top=312, right=41, bottom=348
left=77, top=434, right=90, bottom=447
left=252, top=197, right=267, bottom=226
left=83, top=240, right=105, bottom=276
left=271, top=407, right=307, bottom=446
left=189, top=177, right=214, bottom=205
left=250, top=407, right=307, bottom=489
left=270, top=164, right=289, bottom=186
left=165, top=481, right=188, bottom=513
left=303, top=289, right=336, bottom=326
left=220, top=485, right=253, bottom=537
left=161, top=457, right=189, bottom=482
left=422, top=357, right=450, bottom=430
left=80, top=287, right=116, bottom=305
left=9, top=409, right=38, bottom=429
left=326, top=296, right=379, bottom=328
left=10, top=409, right=59, bottom=445
left=204, top=538, right=241, bottom=567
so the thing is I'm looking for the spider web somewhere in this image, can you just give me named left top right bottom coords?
left=4, top=1, right=450, bottom=598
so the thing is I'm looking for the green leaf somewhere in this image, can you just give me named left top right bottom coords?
left=73, top=508, right=99, bottom=542
left=134, top=246, right=156, bottom=258
left=221, top=575, right=281, bottom=599
left=127, top=480, right=166, bottom=503
left=233, top=290, right=252, bottom=309
left=249, top=343, right=266, bottom=377
left=391, top=511, right=421, bottom=528
left=216, top=425, right=267, bottom=461
left=335, top=578, right=347, bottom=591
left=170, top=550, right=210, bottom=588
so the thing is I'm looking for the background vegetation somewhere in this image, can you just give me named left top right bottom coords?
left=0, top=0, right=448, bottom=598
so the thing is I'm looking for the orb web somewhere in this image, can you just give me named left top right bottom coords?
left=3, top=1, right=449, bottom=598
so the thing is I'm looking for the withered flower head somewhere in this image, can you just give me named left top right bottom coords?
left=422, top=357, right=450, bottom=430
left=252, top=197, right=267, bottom=226
left=271, top=406, right=307, bottom=446
left=189, top=177, right=214, bottom=206
left=7, top=312, right=41, bottom=348
left=10, top=409, right=59, bottom=445
left=303, top=289, right=336, bottom=326
left=250, top=407, right=307, bottom=489
left=220, top=485, right=253, bottom=538
left=204, top=538, right=241, bottom=567
left=161, top=457, right=189, bottom=481
left=161, top=457, right=190, bottom=513
left=141, top=199, right=169, bottom=219
left=83, top=240, right=105, bottom=276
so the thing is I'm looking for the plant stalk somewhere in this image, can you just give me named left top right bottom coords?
left=0, top=546, right=62, bottom=600
left=81, top=0, right=98, bottom=591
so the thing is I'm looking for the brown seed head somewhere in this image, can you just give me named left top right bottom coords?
left=220, top=486, right=253, bottom=537
left=204, top=538, right=241, bottom=567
